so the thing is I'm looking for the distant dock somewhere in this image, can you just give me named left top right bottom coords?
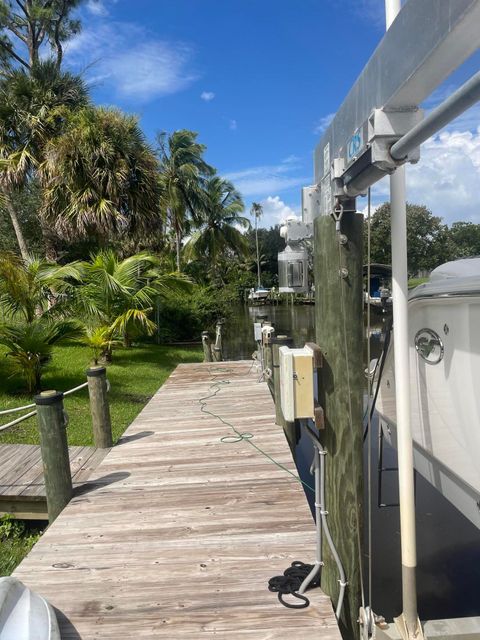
left=13, top=361, right=340, bottom=638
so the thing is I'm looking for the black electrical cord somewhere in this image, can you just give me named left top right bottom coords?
left=268, top=561, right=320, bottom=609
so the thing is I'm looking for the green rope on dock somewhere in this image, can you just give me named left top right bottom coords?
left=197, top=365, right=314, bottom=494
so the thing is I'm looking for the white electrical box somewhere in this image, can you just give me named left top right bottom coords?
left=279, top=346, right=315, bottom=421
left=254, top=322, right=262, bottom=341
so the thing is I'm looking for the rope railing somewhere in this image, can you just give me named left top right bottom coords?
left=0, top=410, right=37, bottom=433
left=0, top=380, right=90, bottom=433
left=0, top=402, right=36, bottom=416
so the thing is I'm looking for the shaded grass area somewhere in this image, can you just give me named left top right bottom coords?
left=0, top=515, right=43, bottom=576
left=0, top=343, right=203, bottom=445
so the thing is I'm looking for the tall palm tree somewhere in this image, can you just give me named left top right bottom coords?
left=0, top=251, right=82, bottom=391
left=73, top=250, right=191, bottom=348
left=184, top=176, right=249, bottom=279
left=156, top=130, right=214, bottom=272
left=40, top=107, right=162, bottom=244
left=0, top=61, right=89, bottom=258
left=250, top=202, right=263, bottom=288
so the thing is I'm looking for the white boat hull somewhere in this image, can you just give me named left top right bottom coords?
left=376, top=259, right=480, bottom=529
left=0, top=577, right=60, bottom=640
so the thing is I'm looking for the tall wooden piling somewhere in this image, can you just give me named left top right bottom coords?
left=314, top=212, right=364, bottom=640
left=35, top=390, right=72, bottom=523
left=87, top=366, right=113, bottom=448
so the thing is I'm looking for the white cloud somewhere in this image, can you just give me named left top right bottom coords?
left=368, top=127, right=480, bottom=225
left=256, top=196, right=299, bottom=228
left=282, top=154, right=301, bottom=164
left=65, top=23, right=197, bottom=103
left=224, top=158, right=309, bottom=198
left=229, top=119, right=238, bottom=130
left=314, top=113, right=334, bottom=135
left=86, top=0, right=109, bottom=16
left=200, top=91, right=215, bottom=102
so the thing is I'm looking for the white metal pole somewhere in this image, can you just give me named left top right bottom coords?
left=390, top=167, right=418, bottom=635
left=386, top=1, right=420, bottom=637
left=385, top=0, right=401, bottom=29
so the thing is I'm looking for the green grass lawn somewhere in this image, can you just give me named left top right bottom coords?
left=408, top=276, right=429, bottom=289
left=0, top=342, right=203, bottom=446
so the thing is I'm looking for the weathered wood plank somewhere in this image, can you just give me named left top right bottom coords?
left=0, top=444, right=108, bottom=519
left=13, top=361, right=341, bottom=639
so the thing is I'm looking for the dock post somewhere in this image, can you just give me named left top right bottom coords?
left=262, top=324, right=275, bottom=395
left=213, top=321, right=224, bottom=361
left=35, top=390, right=72, bottom=523
left=314, top=209, right=364, bottom=639
left=201, top=331, right=213, bottom=362
left=271, top=336, right=296, bottom=449
left=87, top=366, right=113, bottom=448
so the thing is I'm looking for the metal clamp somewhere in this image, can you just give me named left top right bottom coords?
left=332, top=202, right=344, bottom=233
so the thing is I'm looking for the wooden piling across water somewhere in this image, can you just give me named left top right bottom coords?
left=15, top=361, right=341, bottom=639
left=201, top=330, right=213, bottom=362
left=314, top=212, right=364, bottom=640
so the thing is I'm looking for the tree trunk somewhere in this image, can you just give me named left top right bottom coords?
left=175, top=228, right=182, bottom=272
left=255, top=216, right=261, bottom=288
left=3, top=189, right=29, bottom=260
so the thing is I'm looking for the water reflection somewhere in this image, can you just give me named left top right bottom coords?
left=223, top=304, right=316, bottom=361
left=223, top=303, right=480, bottom=623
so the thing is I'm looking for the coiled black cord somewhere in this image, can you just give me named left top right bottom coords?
left=268, top=561, right=320, bottom=608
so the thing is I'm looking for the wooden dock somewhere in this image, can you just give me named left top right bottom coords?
left=0, top=444, right=108, bottom=519
left=14, top=361, right=341, bottom=639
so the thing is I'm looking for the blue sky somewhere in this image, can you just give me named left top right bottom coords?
left=65, top=0, right=480, bottom=227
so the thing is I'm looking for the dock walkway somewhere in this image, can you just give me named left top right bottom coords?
left=14, top=361, right=341, bottom=639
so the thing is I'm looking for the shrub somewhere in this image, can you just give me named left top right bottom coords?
left=156, top=285, right=238, bottom=342
left=0, top=514, right=41, bottom=575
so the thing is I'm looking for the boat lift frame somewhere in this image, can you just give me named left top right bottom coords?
left=311, top=1, right=480, bottom=638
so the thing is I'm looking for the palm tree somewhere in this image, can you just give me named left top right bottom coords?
left=184, top=177, right=249, bottom=279
left=0, top=319, right=80, bottom=393
left=250, top=202, right=263, bottom=288
left=0, top=251, right=81, bottom=322
left=0, top=61, right=89, bottom=258
left=0, top=251, right=83, bottom=391
left=157, top=130, right=214, bottom=272
left=73, top=250, right=191, bottom=349
left=40, top=107, right=161, bottom=245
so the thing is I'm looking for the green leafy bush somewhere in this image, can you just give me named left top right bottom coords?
left=0, top=515, right=41, bottom=575
left=156, top=285, right=238, bottom=342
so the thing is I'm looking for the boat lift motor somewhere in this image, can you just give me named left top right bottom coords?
left=278, top=217, right=313, bottom=294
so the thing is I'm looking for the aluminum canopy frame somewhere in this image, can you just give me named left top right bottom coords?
left=313, top=0, right=480, bottom=215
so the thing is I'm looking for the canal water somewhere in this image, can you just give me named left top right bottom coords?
left=223, top=304, right=480, bottom=624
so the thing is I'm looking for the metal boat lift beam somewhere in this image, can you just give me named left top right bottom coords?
left=390, top=70, right=480, bottom=160
left=314, top=0, right=480, bottom=198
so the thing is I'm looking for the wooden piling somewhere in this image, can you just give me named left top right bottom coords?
left=35, top=390, right=72, bottom=523
left=263, top=324, right=275, bottom=395
left=213, top=322, right=223, bottom=361
left=201, top=331, right=213, bottom=362
left=87, top=366, right=113, bottom=449
left=314, top=212, right=364, bottom=640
